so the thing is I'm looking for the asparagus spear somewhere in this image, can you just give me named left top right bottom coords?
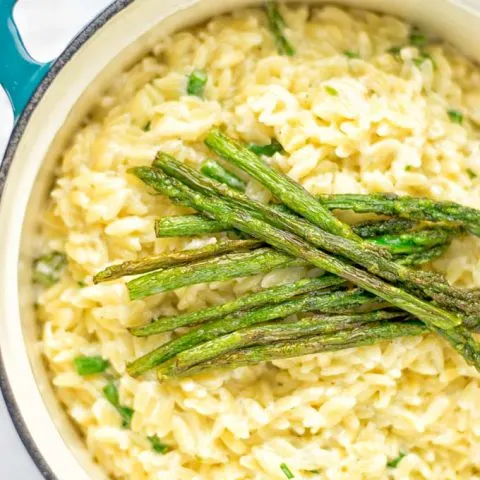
left=353, top=218, right=420, bottom=237
left=200, top=159, right=246, bottom=192
left=165, top=320, right=426, bottom=378
left=130, top=167, right=480, bottom=371
left=154, top=212, right=458, bottom=241
left=317, top=193, right=480, bottom=237
left=395, top=243, right=450, bottom=266
left=152, top=154, right=478, bottom=315
left=155, top=215, right=227, bottom=237
left=127, top=247, right=307, bottom=300
left=126, top=289, right=378, bottom=376
left=266, top=2, right=296, bottom=56
left=130, top=274, right=346, bottom=336
left=157, top=310, right=408, bottom=378
left=93, top=239, right=262, bottom=283
left=204, top=129, right=359, bottom=240
left=365, top=228, right=455, bottom=254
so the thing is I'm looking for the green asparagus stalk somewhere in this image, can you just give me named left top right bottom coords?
left=154, top=214, right=451, bottom=240
left=127, top=247, right=306, bottom=300
left=152, top=154, right=479, bottom=315
left=317, top=193, right=480, bottom=237
left=126, top=289, right=378, bottom=376
left=157, top=310, right=408, bottom=378
left=94, top=239, right=262, bottom=283
left=266, top=2, right=296, bottom=56
left=365, top=228, right=455, bottom=254
left=130, top=166, right=480, bottom=372
left=353, top=218, right=420, bottom=237
left=130, top=274, right=346, bottom=336
left=200, top=159, right=246, bottom=192
left=395, top=243, right=450, bottom=266
left=165, top=320, right=426, bottom=378
left=204, top=129, right=359, bottom=240
left=155, top=215, right=227, bottom=237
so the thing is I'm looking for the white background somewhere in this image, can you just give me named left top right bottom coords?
left=0, top=1, right=111, bottom=478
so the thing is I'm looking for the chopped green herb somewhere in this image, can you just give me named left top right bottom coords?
left=143, top=121, right=151, bottom=132
left=388, top=46, right=402, bottom=57
left=248, top=138, right=284, bottom=157
left=387, top=452, right=407, bottom=468
left=103, top=382, right=119, bottom=405
left=324, top=85, right=339, bottom=96
left=309, top=470, right=320, bottom=474
left=280, top=463, right=295, bottom=479
left=77, top=280, right=86, bottom=288
left=413, top=52, right=436, bottom=68
left=405, top=166, right=413, bottom=171
left=467, top=168, right=477, bottom=179
left=343, top=50, right=360, bottom=59
left=74, top=355, right=109, bottom=376
left=266, top=2, right=296, bottom=56
left=33, top=251, right=67, bottom=287
left=103, top=382, right=134, bottom=428
left=147, top=434, right=171, bottom=454
left=187, top=70, right=208, bottom=97
left=410, top=32, right=428, bottom=47
left=447, top=109, right=464, bottom=125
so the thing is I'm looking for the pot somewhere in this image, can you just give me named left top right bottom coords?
left=1, top=0, right=480, bottom=478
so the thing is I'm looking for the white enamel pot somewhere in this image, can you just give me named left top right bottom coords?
left=1, top=0, right=480, bottom=478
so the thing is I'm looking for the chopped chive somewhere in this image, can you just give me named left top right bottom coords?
left=103, top=382, right=134, bottom=428
left=280, top=463, right=295, bottom=479
left=309, top=470, right=320, bottom=474
left=467, top=168, right=477, bottom=179
left=410, top=32, right=428, bottom=47
left=405, top=166, right=413, bottom=171
left=388, top=46, right=402, bottom=57
left=266, top=2, right=296, bottom=56
left=147, top=434, right=171, bottom=454
left=413, top=52, right=436, bottom=68
left=447, top=109, right=464, bottom=125
left=187, top=70, right=208, bottom=97
left=77, top=280, right=86, bottom=288
left=33, top=251, right=67, bottom=287
left=247, top=138, right=284, bottom=157
left=143, top=121, right=151, bottom=132
left=324, top=85, right=339, bottom=96
left=118, top=406, right=134, bottom=428
left=387, top=452, right=407, bottom=468
left=343, top=50, right=360, bottom=59
left=103, top=382, right=119, bottom=406
left=74, top=355, right=109, bottom=376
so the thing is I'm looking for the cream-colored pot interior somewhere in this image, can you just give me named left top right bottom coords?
left=1, top=0, right=480, bottom=478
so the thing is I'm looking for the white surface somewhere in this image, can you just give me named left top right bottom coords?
left=0, top=2, right=112, bottom=478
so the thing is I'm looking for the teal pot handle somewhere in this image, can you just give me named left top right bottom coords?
left=0, top=0, right=52, bottom=120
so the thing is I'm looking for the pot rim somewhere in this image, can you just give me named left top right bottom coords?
left=0, top=1, right=134, bottom=477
